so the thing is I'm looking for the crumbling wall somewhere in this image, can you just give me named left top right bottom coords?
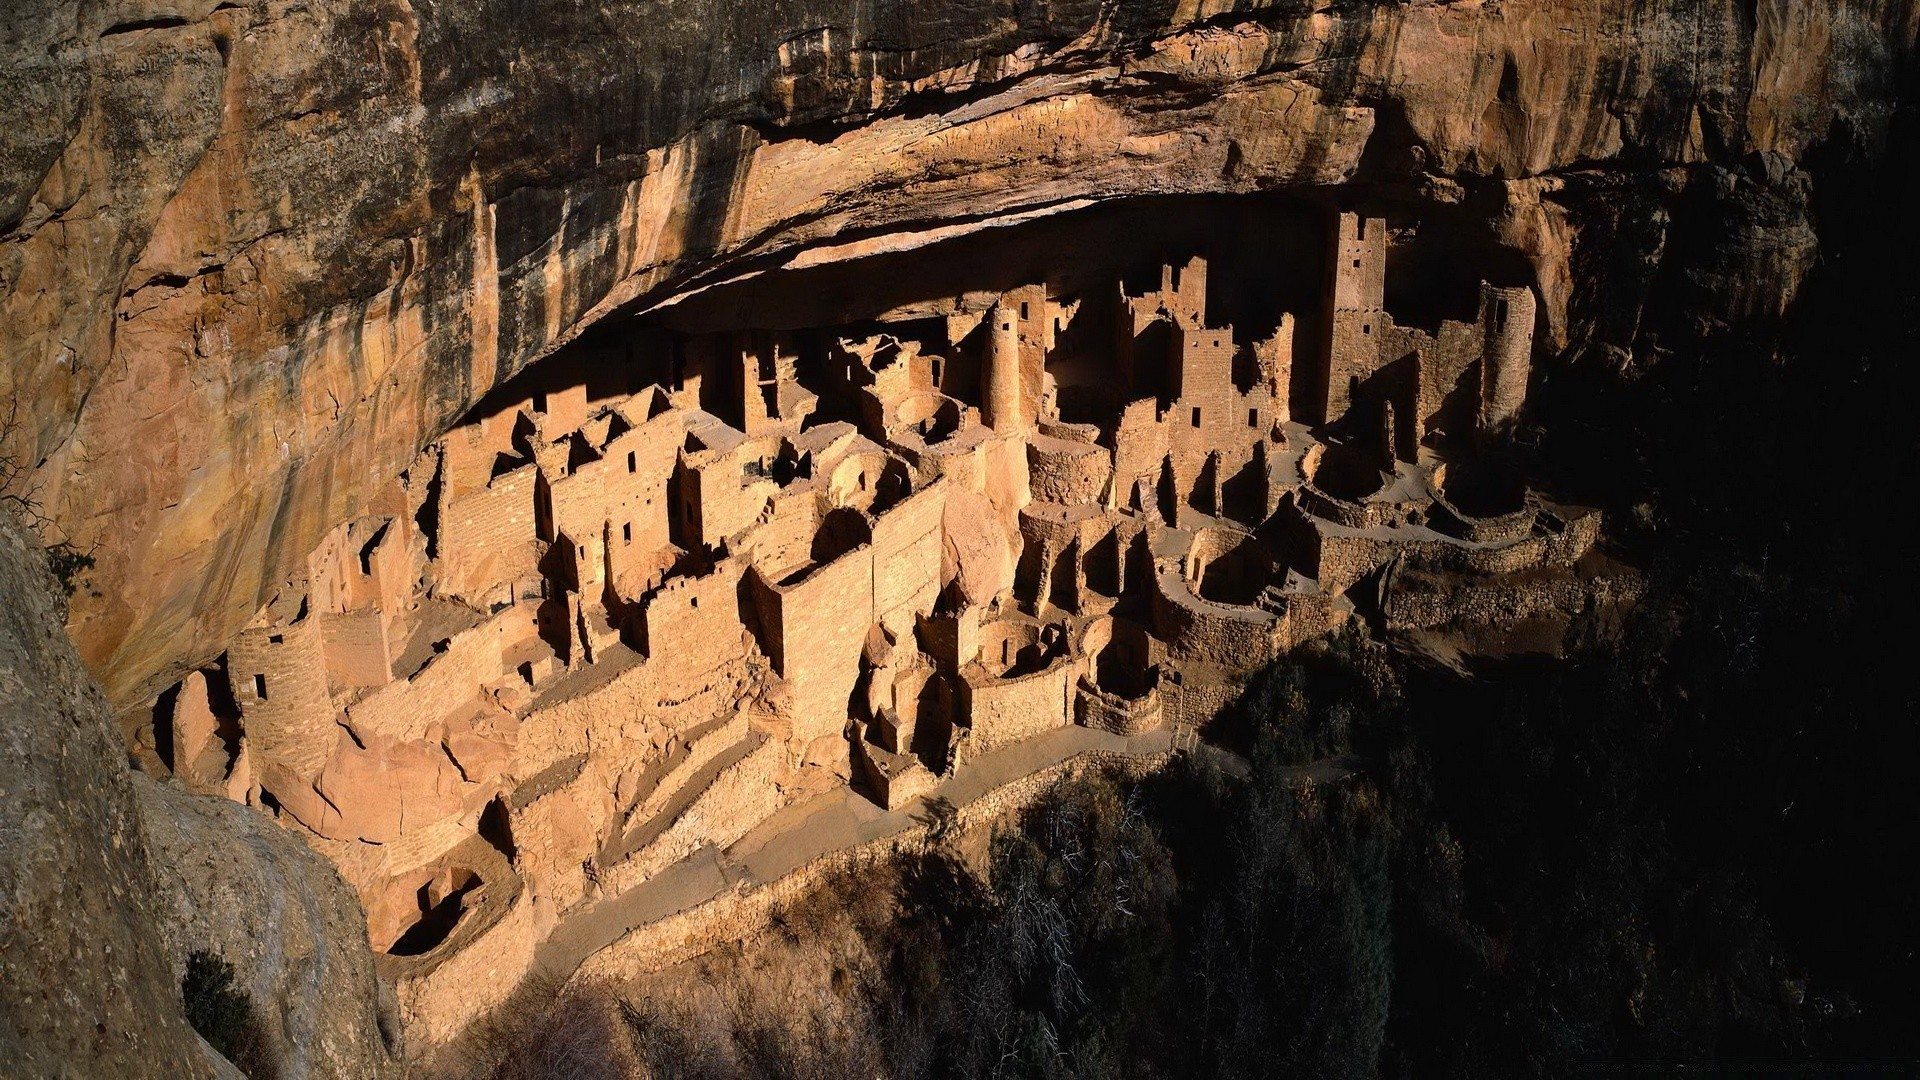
left=509, top=764, right=614, bottom=915
left=602, top=735, right=784, bottom=892
left=682, top=447, right=780, bottom=549
left=641, top=557, right=752, bottom=696
left=1076, top=682, right=1164, bottom=735
left=751, top=493, right=823, bottom=578
left=345, top=605, right=533, bottom=743
left=1027, top=434, right=1111, bottom=505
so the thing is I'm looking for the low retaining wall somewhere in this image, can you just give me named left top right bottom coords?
left=572, top=748, right=1171, bottom=987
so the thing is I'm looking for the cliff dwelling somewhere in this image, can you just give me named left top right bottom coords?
left=6, top=1, right=1917, bottom=1073
left=123, top=192, right=1613, bottom=1041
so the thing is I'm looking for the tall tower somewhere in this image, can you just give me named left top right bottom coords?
left=985, top=298, right=1025, bottom=433
left=1476, top=283, right=1535, bottom=439
left=1321, top=212, right=1388, bottom=423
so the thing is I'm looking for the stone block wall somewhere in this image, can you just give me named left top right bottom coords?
left=1148, top=569, right=1277, bottom=668
left=231, top=618, right=335, bottom=780
left=345, top=605, right=533, bottom=743
left=1027, top=435, right=1111, bottom=505
left=1477, top=284, right=1536, bottom=437
left=439, top=465, right=541, bottom=602
left=958, top=658, right=1074, bottom=758
left=752, top=547, right=873, bottom=745
left=1076, top=681, right=1164, bottom=735
left=320, top=611, right=392, bottom=692
left=871, top=482, right=947, bottom=636
left=749, top=493, right=822, bottom=579
left=1419, top=319, right=1483, bottom=437
left=642, top=557, right=751, bottom=696
left=1111, top=398, right=1169, bottom=504
left=604, top=735, right=784, bottom=892
left=683, top=448, right=780, bottom=550
left=442, top=414, right=521, bottom=503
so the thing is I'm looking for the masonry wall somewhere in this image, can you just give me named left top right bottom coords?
left=751, top=493, right=821, bottom=579
left=1027, top=435, right=1111, bottom=506
left=571, top=751, right=1173, bottom=994
left=1148, top=570, right=1277, bottom=668
left=442, top=412, right=522, bottom=502
left=1418, top=319, right=1483, bottom=438
left=439, top=465, right=540, bottom=602
left=827, top=448, right=892, bottom=513
left=960, top=659, right=1074, bottom=758
left=607, top=736, right=786, bottom=891
left=509, top=763, right=614, bottom=915
left=755, top=547, right=874, bottom=744
left=1110, top=398, right=1169, bottom=504
left=643, top=557, right=751, bottom=695
left=344, top=605, right=535, bottom=742
left=870, top=482, right=946, bottom=636
left=1076, top=683, right=1164, bottom=735
left=1478, top=284, right=1535, bottom=437
left=1172, top=321, right=1235, bottom=405
left=319, top=611, right=392, bottom=691
left=1322, top=213, right=1388, bottom=422
left=1384, top=563, right=1638, bottom=632
left=231, top=618, right=336, bottom=780
left=685, top=447, right=781, bottom=549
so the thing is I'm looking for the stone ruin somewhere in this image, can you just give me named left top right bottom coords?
left=143, top=206, right=1602, bottom=1042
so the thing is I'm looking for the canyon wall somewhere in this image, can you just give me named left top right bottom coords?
left=1, top=0, right=1913, bottom=708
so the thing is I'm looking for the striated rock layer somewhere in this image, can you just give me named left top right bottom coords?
left=0, top=0, right=1914, bottom=708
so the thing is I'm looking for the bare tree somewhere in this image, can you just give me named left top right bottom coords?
left=0, top=395, right=93, bottom=594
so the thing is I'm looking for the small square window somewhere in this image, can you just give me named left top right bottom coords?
left=1248, top=409, right=1259, bottom=428
left=253, top=674, right=268, bottom=700
left=1191, top=407, right=1202, bottom=428
left=268, top=634, right=283, bottom=645
left=691, top=596, right=699, bottom=610
left=622, top=523, right=632, bottom=544
left=1363, top=324, right=1371, bottom=335
left=1352, top=259, right=1361, bottom=268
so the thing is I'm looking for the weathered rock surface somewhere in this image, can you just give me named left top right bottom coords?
left=0, top=0, right=1914, bottom=709
left=0, top=500, right=211, bottom=1075
left=134, top=773, right=403, bottom=1078
left=0, top=507, right=397, bottom=1078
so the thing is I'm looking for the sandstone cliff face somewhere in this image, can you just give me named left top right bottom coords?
left=0, top=508, right=398, bottom=1078
left=0, top=0, right=1914, bottom=708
